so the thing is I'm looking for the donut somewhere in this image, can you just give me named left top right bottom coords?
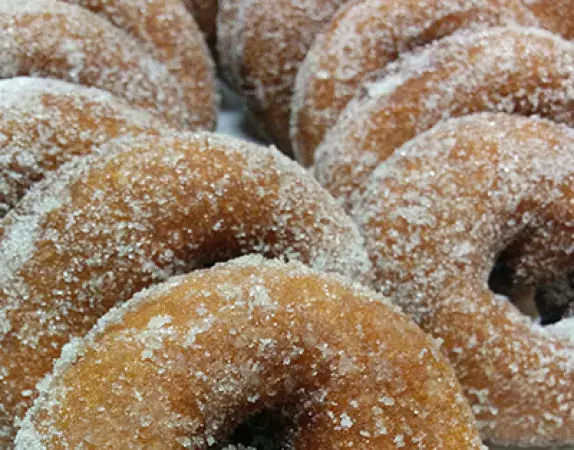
left=15, top=256, right=483, bottom=449
left=525, top=0, right=574, bottom=39
left=64, top=0, right=217, bottom=130
left=291, top=0, right=539, bottom=166
left=352, top=113, right=574, bottom=446
left=217, top=0, right=348, bottom=152
left=0, top=132, right=371, bottom=443
left=0, top=77, right=169, bottom=216
left=0, top=0, right=208, bottom=130
left=183, top=0, right=218, bottom=40
left=314, top=27, right=574, bottom=207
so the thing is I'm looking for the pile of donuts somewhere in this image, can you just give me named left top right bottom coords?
left=1, top=0, right=573, bottom=448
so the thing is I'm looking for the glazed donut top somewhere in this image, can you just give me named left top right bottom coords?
left=0, top=77, right=166, bottom=216
left=16, top=256, right=483, bottom=449
left=0, top=0, right=200, bottom=130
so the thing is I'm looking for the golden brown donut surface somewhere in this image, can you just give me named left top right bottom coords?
left=0, top=132, right=371, bottom=444
left=0, top=0, right=199, bottom=130
left=291, top=0, right=538, bottom=166
left=353, top=113, right=574, bottom=447
left=0, top=77, right=168, bottom=216
left=15, top=256, right=483, bottom=449
left=315, top=27, right=574, bottom=208
left=64, top=0, right=217, bottom=130
left=217, top=0, right=348, bottom=152
left=524, top=0, right=574, bottom=39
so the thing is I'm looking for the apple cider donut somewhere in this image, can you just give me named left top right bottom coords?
left=64, top=0, right=217, bottom=130
left=0, top=132, right=371, bottom=444
left=0, top=0, right=204, bottom=130
left=291, top=0, right=539, bottom=166
left=15, top=256, right=483, bottom=449
left=314, top=27, right=574, bottom=207
left=353, top=114, right=574, bottom=446
left=217, top=0, right=348, bottom=152
left=0, top=77, right=168, bottom=216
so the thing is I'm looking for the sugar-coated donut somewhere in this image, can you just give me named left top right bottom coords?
left=64, top=0, right=217, bottom=130
left=0, top=132, right=371, bottom=444
left=183, top=0, right=218, bottom=39
left=315, top=27, right=574, bottom=208
left=217, top=0, right=348, bottom=152
left=353, top=113, right=574, bottom=446
left=291, top=0, right=539, bottom=166
left=0, top=0, right=204, bottom=130
left=16, top=256, right=483, bottom=449
left=525, top=0, right=574, bottom=39
left=0, top=77, right=168, bottom=216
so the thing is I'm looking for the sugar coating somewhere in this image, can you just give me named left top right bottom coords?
left=314, top=26, right=574, bottom=208
left=0, top=131, right=372, bottom=444
left=0, top=77, right=169, bottom=216
left=523, top=0, right=574, bottom=39
left=0, top=0, right=201, bottom=130
left=64, top=0, right=218, bottom=130
left=217, top=0, right=348, bottom=151
left=217, top=0, right=252, bottom=95
left=291, top=0, right=540, bottom=166
left=15, top=256, right=484, bottom=449
left=547, top=318, right=574, bottom=344
left=353, top=113, right=574, bottom=446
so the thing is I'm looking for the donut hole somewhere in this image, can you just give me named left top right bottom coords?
left=488, top=259, right=537, bottom=318
left=488, top=257, right=574, bottom=325
left=535, top=276, right=574, bottom=325
left=216, top=407, right=296, bottom=450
